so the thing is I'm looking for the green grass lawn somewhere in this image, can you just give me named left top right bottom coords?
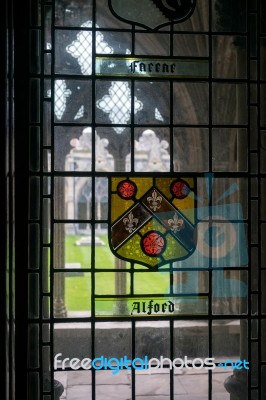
left=64, top=234, right=169, bottom=313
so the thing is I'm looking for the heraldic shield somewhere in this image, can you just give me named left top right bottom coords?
left=109, top=177, right=197, bottom=269
left=108, top=0, right=197, bottom=30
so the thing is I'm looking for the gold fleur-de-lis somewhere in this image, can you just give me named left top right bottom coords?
left=147, top=190, right=162, bottom=211
left=168, top=213, right=184, bottom=233
left=123, top=212, right=139, bottom=233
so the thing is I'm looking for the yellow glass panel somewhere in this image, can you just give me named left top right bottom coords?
left=130, top=177, right=153, bottom=199
left=177, top=207, right=195, bottom=223
left=111, top=194, right=134, bottom=223
left=182, top=177, right=195, bottom=188
left=111, top=177, right=126, bottom=191
left=117, top=235, right=159, bottom=268
left=173, top=194, right=195, bottom=210
left=139, top=218, right=166, bottom=235
left=163, top=234, right=188, bottom=260
left=155, top=178, right=174, bottom=199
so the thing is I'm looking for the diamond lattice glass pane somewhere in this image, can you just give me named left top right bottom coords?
left=96, top=81, right=143, bottom=132
left=60, top=23, right=113, bottom=75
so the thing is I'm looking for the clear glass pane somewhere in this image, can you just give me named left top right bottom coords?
left=135, top=33, right=170, bottom=56
left=95, top=321, right=131, bottom=358
left=96, top=0, right=131, bottom=29
left=54, top=323, right=91, bottom=359
left=136, top=321, right=170, bottom=358
left=173, top=128, right=209, bottom=172
left=133, top=128, right=170, bottom=172
left=95, top=235, right=115, bottom=269
left=136, top=371, right=170, bottom=397
left=173, top=82, right=209, bottom=125
left=134, top=81, right=170, bottom=125
left=53, top=272, right=91, bottom=317
left=212, top=319, right=245, bottom=361
left=98, top=31, right=132, bottom=54
left=212, top=36, right=247, bottom=79
left=212, top=271, right=248, bottom=315
left=175, top=368, right=208, bottom=398
left=178, top=0, right=209, bottom=32
left=174, top=320, right=208, bottom=358
left=212, top=0, right=247, bottom=32
left=96, top=80, right=137, bottom=129
left=95, top=127, right=130, bottom=172
left=55, top=0, right=93, bottom=27
left=212, top=128, right=248, bottom=172
left=95, top=272, right=130, bottom=295
left=54, top=223, right=92, bottom=268
left=96, top=370, right=130, bottom=399
left=54, top=178, right=92, bottom=221
left=53, top=80, right=92, bottom=123
left=212, top=83, right=247, bottom=125
left=173, top=34, right=208, bottom=57
left=134, top=271, right=169, bottom=294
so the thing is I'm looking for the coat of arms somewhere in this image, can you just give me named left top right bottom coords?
left=109, top=177, right=197, bottom=268
left=108, top=0, right=197, bottom=30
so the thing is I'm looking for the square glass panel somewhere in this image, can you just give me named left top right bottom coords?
left=134, top=81, right=170, bottom=125
left=173, top=82, right=209, bottom=125
left=174, top=368, right=208, bottom=398
left=96, top=0, right=131, bottom=29
left=174, top=320, right=209, bottom=358
left=212, top=36, right=247, bottom=79
left=54, top=126, right=92, bottom=171
left=212, top=128, right=248, bottom=172
left=95, top=321, right=131, bottom=358
left=173, top=34, right=208, bottom=57
left=55, top=0, right=93, bottom=27
left=134, top=271, right=169, bottom=295
left=54, top=323, right=91, bottom=359
left=133, top=128, right=170, bottom=172
left=212, top=0, right=247, bottom=32
left=135, top=33, right=170, bottom=56
left=136, top=321, right=170, bottom=358
left=96, top=80, right=134, bottom=128
left=95, top=370, right=131, bottom=399
left=212, top=83, right=247, bottom=125
left=177, top=0, right=209, bottom=32
left=95, top=234, right=116, bottom=269
left=212, top=271, right=248, bottom=315
left=212, top=319, right=243, bottom=360
left=136, top=371, right=170, bottom=397
left=95, top=271, right=130, bottom=295
left=53, top=223, right=92, bottom=269
left=53, top=272, right=91, bottom=317
left=211, top=177, right=248, bottom=220
left=53, top=79, right=92, bottom=123
left=95, top=127, right=130, bottom=172
left=173, top=128, right=209, bottom=172
left=54, top=177, right=92, bottom=221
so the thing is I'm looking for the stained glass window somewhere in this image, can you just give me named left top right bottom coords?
left=22, top=0, right=265, bottom=399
